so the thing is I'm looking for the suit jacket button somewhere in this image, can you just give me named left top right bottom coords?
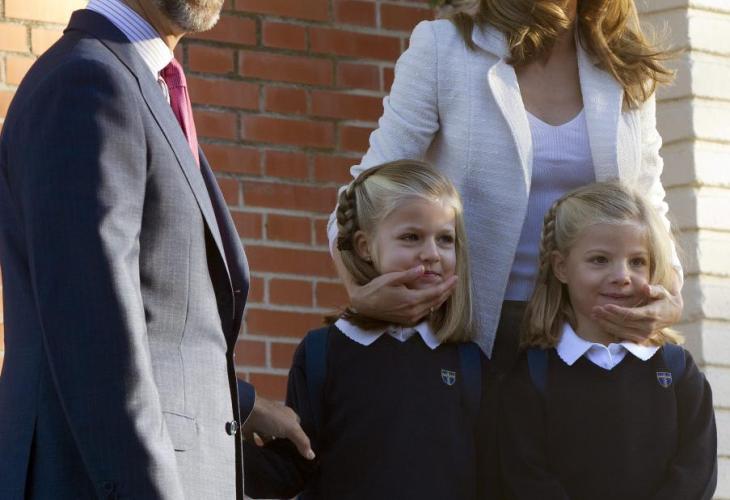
left=226, top=420, right=240, bottom=435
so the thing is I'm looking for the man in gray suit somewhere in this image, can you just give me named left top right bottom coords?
left=0, top=0, right=312, bottom=498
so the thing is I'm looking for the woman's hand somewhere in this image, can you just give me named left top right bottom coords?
left=591, top=282, right=683, bottom=343
left=349, top=265, right=458, bottom=325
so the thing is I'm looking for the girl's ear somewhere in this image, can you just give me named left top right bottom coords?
left=353, top=230, right=373, bottom=262
left=551, top=250, right=568, bottom=284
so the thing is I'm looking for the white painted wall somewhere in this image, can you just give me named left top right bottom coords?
left=638, top=0, right=730, bottom=497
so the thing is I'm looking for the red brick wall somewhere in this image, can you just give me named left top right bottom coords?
left=0, top=0, right=435, bottom=398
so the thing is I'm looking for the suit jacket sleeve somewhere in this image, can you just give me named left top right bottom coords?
left=649, top=350, right=717, bottom=500
left=327, top=20, right=440, bottom=250
left=16, top=58, right=184, bottom=498
left=243, top=341, right=318, bottom=498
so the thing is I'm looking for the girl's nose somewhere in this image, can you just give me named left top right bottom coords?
left=610, top=262, right=632, bottom=285
left=419, top=239, right=440, bottom=262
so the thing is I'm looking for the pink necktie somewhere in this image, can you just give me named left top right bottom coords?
left=160, top=58, right=200, bottom=167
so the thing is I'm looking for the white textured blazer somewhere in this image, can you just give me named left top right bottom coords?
left=328, top=19, right=676, bottom=355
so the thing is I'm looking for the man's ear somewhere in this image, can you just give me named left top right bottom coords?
left=353, top=230, right=372, bottom=263
left=551, top=250, right=568, bottom=284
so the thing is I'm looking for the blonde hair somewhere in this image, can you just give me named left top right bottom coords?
left=451, top=0, right=675, bottom=108
left=521, top=181, right=683, bottom=348
left=334, top=160, right=474, bottom=343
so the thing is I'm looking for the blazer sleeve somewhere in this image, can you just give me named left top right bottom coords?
left=637, top=93, right=683, bottom=281
left=499, top=358, right=571, bottom=500
left=327, top=20, right=441, bottom=250
left=243, top=341, right=318, bottom=498
left=15, top=59, right=184, bottom=498
left=648, top=350, right=717, bottom=500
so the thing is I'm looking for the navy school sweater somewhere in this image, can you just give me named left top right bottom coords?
left=243, top=325, right=502, bottom=499
left=499, top=346, right=717, bottom=500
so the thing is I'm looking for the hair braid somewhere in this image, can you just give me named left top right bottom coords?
left=537, top=200, right=561, bottom=280
left=520, top=197, right=566, bottom=349
left=336, top=166, right=381, bottom=251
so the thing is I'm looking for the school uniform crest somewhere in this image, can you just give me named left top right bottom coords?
left=441, top=369, right=456, bottom=386
left=656, top=371, right=673, bottom=388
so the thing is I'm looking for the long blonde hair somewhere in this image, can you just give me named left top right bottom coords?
left=451, top=0, right=675, bottom=108
left=334, top=160, right=475, bottom=343
left=521, top=181, right=683, bottom=348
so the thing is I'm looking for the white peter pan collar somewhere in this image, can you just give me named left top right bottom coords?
left=334, top=318, right=441, bottom=350
left=557, top=323, right=659, bottom=371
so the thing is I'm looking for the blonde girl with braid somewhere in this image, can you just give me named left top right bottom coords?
left=242, top=160, right=502, bottom=500
left=499, top=182, right=717, bottom=500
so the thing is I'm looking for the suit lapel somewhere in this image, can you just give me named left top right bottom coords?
left=474, top=24, right=532, bottom=194
left=66, top=10, right=231, bottom=288
left=200, top=150, right=249, bottom=341
left=576, top=39, right=623, bottom=181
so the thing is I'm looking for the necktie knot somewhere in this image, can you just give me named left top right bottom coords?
left=161, top=58, right=186, bottom=90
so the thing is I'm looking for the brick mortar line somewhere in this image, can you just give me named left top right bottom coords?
left=189, top=74, right=390, bottom=99
left=240, top=238, right=331, bottom=249
left=223, top=9, right=429, bottom=35
left=221, top=173, right=346, bottom=188
left=250, top=272, right=341, bottom=283
left=239, top=367, right=290, bottom=376
left=230, top=207, right=333, bottom=220
left=239, top=334, right=305, bottom=343
left=185, top=40, right=401, bottom=69
left=245, top=302, right=333, bottom=313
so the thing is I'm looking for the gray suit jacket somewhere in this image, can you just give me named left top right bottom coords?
left=0, top=10, right=253, bottom=499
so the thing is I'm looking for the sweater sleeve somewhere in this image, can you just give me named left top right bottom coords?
left=476, top=357, right=506, bottom=500
left=327, top=20, right=441, bottom=252
left=243, top=342, right=319, bottom=498
left=648, top=349, right=717, bottom=500
left=499, top=356, right=571, bottom=500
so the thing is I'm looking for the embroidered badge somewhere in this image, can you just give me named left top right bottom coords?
left=441, top=369, right=456, bottom=386
left=656, top=371, right=673, bottom=388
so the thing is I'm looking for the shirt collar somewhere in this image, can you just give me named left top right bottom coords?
left=87, top=0, right=173, bottom=78
left=556, top=322, right=659, bottom=366
left=334, top=318, right=441, bottom=350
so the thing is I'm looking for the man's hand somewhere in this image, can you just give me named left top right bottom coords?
left=591, top=282, right=683, bottom=343
left=349, top=265, right=458, bottom=325
left=242, top=397, right=315, bottom=460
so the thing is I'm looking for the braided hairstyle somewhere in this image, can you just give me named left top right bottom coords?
left=521, top=181, right=683, bottom=348
left=330, top=159, right=475, bottom=342
left=521, top=197, right=575, bottom=348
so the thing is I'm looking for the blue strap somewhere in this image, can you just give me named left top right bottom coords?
left=527, top=348, right=549, bottom=397
left=661, top=343, right=686, bottom=385
left=304, top=326, right=331, bottom=438
left=458, top=342, right=482, bottom=427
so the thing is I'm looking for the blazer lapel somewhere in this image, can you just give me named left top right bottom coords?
left=474, top=24, right=532, bottom=193
left=66, top=10, right=231, bottom=286
left=200, top=150, right=249, bottom=341
left=577, top=40, right=623, bottom=181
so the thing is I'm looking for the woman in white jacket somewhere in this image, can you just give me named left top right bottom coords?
left=328, top=0, right=683, bottom=373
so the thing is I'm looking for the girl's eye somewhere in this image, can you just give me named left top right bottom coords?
left=400, top=233, right=418, bottom=242
left=438, top=234, right=455, bottom=245
left=630, top=257, right=648, bottom=267
left=590, top=256, right=608, bottom=264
